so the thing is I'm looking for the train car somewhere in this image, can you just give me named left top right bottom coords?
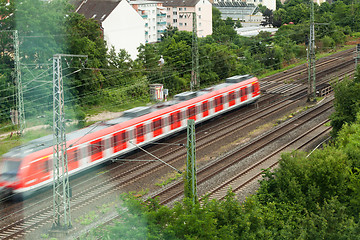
left=0, top=74, right=260, bottom=200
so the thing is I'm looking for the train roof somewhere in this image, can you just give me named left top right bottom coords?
left=2, top=75, right=255, bottom=159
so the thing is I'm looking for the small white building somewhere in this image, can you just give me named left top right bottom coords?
left=130, top=0, right=167, bottom=43
left=75, top=0, right=145, bottom=59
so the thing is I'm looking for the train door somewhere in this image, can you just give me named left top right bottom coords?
left=170, top=111, right=182, bottom=130
left=214, top=95, right=224, bottom=112
left=90, top=139, right=104, bottom=162
left=136, top=124, right=145, bottom=144
left=152, top=117, right=163, bottom=137
left=228, top=91, right=236, bottom=107
left=187, top=105, right=196, bottom=121
left=113, top=130, right=128, bottom=153
left=240, top=87, right=248, bottom=102
left=201, top=101, right=209, bottom=118
left=252, top=82, right=260, bottom=97
left=67, top=147, right=80, bottom=171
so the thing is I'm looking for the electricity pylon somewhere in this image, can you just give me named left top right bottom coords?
left=52, top=54, right=86, bottom=230
left=307, top=0, right=316, bottom=102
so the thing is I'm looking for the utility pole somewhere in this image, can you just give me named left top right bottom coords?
left=185, top=119, right=197, bottom=204
left=14, top=30, right=25, bottom=135
left=0, top=30, right=26, bottom=134
left=179, top=12, right=200, bottom=91
left=191, top=12, right=199, bottom=91
left=52, top=54, right=86, bottom=233
left=356, top=43, right=360, bottom=69
left=307, top=0, right=316, bottom=102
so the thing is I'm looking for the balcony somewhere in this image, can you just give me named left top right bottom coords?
left=157, top=13, right=166, bottom=17
left=157, top=21, right=166, bottom=25
left=141, top=14, right=148, bottom=18
left=145, top=23, right=148, bottom=27
left=157, top=30, right=165, bottom=33
left=145, top=31, right=148, bottom=35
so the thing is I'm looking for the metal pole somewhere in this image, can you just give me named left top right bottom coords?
left=191, top=12, right=199, bottom=91
left=185, top=119, right=197, bottom=204
left=14, top=30, right=25, bottom=135
left=52, top=54, right=87, bottom=231
left=356, top=43, right=360, bottom=69
left=52, top=54, right=71, bottom=229
left=307, top=0, right=316, bottom=102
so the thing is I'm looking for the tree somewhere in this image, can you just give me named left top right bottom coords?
left=65, top=12, right=108, bottom=105
left=330, top=73, right=360, bottom=137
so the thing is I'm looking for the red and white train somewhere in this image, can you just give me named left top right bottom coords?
left=0, top=75, right=260, bottom=199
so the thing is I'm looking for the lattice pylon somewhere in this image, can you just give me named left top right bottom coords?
left=52, top=54, right=71, bottom=229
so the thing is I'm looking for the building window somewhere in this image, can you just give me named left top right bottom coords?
left=179, top=23, right=183, bottom=26
left=184, top=7, right=186, bottom=10
left=173, top=19, right=177, bottom=23
left=199, top=22, right=201, bottom=26
left=179, top=7, right=182, bottom=10
left=184, top=22, right=187, bottom=26
left=167, top=7, right=170, bottom=10
left=198, top=7, right=201, bottom=11
left=167, top=15, right=170, bottom=18
left=173, top=11, right=177, bottom=15
left=179, top=15, right=183, bottom=18
left=199, top=15, right=201, bottom=19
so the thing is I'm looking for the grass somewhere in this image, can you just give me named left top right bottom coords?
left=155, top=172, right=183, bottom=187
left=75, top=211, right=99, bottom=226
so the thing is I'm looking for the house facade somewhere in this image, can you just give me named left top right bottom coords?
left=75, top=0, right=145, bottom=59
left=130, top=1, right=167, bottom=43
left=163, top=0, right=212, bottom=38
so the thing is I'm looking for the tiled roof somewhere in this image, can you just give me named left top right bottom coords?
left=75, top=0, right=121, bottom=22
left=162, top=0, right=201, bottom=7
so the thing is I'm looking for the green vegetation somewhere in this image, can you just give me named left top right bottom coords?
left=1, top=0, right=359, bottom=133
left=82, top=68, right=360, bottom=239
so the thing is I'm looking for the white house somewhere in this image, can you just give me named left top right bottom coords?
left=75, top=0, right=145, bottom=59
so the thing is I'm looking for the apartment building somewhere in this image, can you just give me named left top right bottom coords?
left=163, top=0, right=212, bottom=37
left=130, top=1, right=167, bottom=43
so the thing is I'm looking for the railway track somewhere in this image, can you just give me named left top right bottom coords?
left=153, top=96, right=334, bottom=205
left=0, top=47, right=357, bottom=239
left=201, top=118, right=332, bottom=202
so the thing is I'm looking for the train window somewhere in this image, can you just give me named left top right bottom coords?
left=251, top=84, right=255, bottom=93
left=228, top=91, right=235, bottom=102
left=91, top=140, right=104, bottom=155
left=201, top=101, right=209, bottom=112
left=68, top=148, right=79, bottom=163
left=1, top=159, right=21, bottom=175
left=187, top=106, right=196, bottom=118
left=245, top=87, right=248, bottom=95
left=136, top=125, right=144, bottom=137
left=152, top=118, right=163, bottom=131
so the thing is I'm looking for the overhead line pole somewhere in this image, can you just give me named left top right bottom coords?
left=307, top=0, right=316, bottom=102
left=191, top=12, right=199, bottom=91
left=1, top=30, right=26, bottom=134
left=52, top=54, right=87, bottom=232
left=179, top=11, right=200, bottom=91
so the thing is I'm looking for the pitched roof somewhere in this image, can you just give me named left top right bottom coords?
left=75, top=0, right=121, bottom=22
left=162, top=0, right=201, bottom=7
